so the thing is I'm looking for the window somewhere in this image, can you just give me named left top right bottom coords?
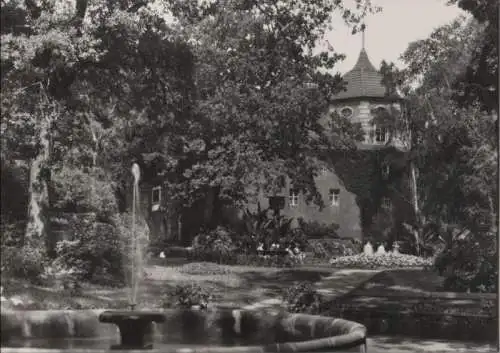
left=152, top=186, right=161, bottom=211
left=375, top=126, right=388, bottom=143
left=329, top=188, right=340, bottom=207
left=289, top=189, right=299, bottom=207
left=382, top=164, right=390, bottom=179
left=381, top=197, right=392, bottom=210
left=340, top=107, right=353, bottom=119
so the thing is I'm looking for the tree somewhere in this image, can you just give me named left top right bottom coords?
left=376, top=15, right=497, bottom=291
left=447, top=0, right=498, bottom=111
left=1, top=0, right=109, bottom=242
left=136, top=0, right=377, bottom=228
left=1, top=0, right=380, bottom=246
left=1, top=0, right=194, bottom=239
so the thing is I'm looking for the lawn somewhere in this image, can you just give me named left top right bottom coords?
left=5, top=263, right=491, bottom=314
left=1, top=262, right=337, bottom=310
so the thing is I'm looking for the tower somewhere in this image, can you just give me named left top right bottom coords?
left=325, top=28, right=411, bottom=246
left=330, top=26, right=402, bottom=147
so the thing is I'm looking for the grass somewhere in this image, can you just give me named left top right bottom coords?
left=1, top=262, right=335, bottom=310
left=5, top=262, right=487, bottom=312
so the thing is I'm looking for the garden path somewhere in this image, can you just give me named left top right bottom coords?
left=242, top=268, right=382, bottom=310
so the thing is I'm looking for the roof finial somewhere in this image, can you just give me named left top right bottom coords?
left=361, top=23, right=366, bottom=50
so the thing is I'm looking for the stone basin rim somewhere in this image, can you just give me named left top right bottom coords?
left=1, top=308, right=368, bottom=352
left=98, top=310, right=166, bottom=323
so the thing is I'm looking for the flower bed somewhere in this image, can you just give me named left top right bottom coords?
left=329, top=252, right=433, bottom=269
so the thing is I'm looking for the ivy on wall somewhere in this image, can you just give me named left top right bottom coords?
left=327, top=147, right=415, bottom=245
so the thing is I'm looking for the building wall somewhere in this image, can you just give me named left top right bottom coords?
left=137, top=183, right=179, bottom=244
left=249, top=168, right=362, bottom=240
left=248, top=98, right=403, bottom=241
left=142, top=97, right=406, bottom=245
left=322, top=100, right=402, bottom=145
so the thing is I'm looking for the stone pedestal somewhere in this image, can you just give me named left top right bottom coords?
left=99, top=311, right=165, bottom=350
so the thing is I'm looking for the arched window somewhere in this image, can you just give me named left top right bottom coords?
left=372, top=106, right=389, bottom=144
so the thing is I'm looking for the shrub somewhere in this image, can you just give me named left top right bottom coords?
left=163, top=283, right=213, bottom=309
left=235, top=206, right=273, bottom=252
left=178, top=262, right=233, bottom=276
left=40, top=263, right=83, bottom=295
left=236, top=207, right=307, bottom=253
left=283, top=281, right=324, bottom=314
left=278, top=228, right=308, bottom=252
left=51, top=167, right=118, bottom=222
left=308, top=238, right=361, bottom=259
left=1, top=244, right=46, bottom=283
left=298, top=219, right=340, bottom=238
left=234, top=253, right=300, bottom=268
left=434, top=233, right=497, bottom=293
left=55, top=220, right=125, bottom=285
left=191, top=226, right=237, bottom=264
left=0, top=220, right=25, bottom=247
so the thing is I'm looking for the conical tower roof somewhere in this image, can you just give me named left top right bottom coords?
left=333, top=48, right=388, bottom=100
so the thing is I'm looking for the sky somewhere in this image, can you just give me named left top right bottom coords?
left=151, top=0, right=467, bottom=75
left=324, top=0, right=467, bottom=74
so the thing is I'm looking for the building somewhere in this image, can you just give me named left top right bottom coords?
left=248, top=36, right=409, bottom=242
left=142, top=35, right=413, bottom=246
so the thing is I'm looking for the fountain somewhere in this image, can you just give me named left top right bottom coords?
left=0, top=163, right=371, bottom=352
left=98, top=163, right=165, bottom=350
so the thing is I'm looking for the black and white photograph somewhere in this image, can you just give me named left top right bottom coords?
left=0, top=0, right=498, bottom=352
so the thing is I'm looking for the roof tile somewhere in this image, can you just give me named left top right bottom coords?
left=334, top=49, right=388, bottom=100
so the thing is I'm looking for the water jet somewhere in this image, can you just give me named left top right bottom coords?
left=97, top=163, right=166, bottom=350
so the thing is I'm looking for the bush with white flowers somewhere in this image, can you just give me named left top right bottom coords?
left=329, top=252, right=433, bottom=269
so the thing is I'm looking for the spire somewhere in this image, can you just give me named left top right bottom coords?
left=361, top=23, right=366, bottom=50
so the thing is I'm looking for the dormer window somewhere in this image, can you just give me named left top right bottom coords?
left=289, top=189, right=299, bottom=207
left=152, top=186, right=161, bottom=211
left=329, top=188, right=340, bottom=207
left=340, top=107, right=353, bottom=119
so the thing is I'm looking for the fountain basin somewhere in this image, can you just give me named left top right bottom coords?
left=1, top=308, right=367, bottom=352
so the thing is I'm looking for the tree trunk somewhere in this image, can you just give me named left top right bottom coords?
left=409, top=161, right=421, bottom=255
left=204, top=186, right=224, bottom=229
left=25, top=117, right=51, bottom=246
left=203, top=187, right=215, bottom=225
left=177, top=214, right=182, bottom=244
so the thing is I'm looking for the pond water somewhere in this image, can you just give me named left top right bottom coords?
left=3, top=338, right=241, bottom=351
left=3, top=336, right=497, bottom=353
